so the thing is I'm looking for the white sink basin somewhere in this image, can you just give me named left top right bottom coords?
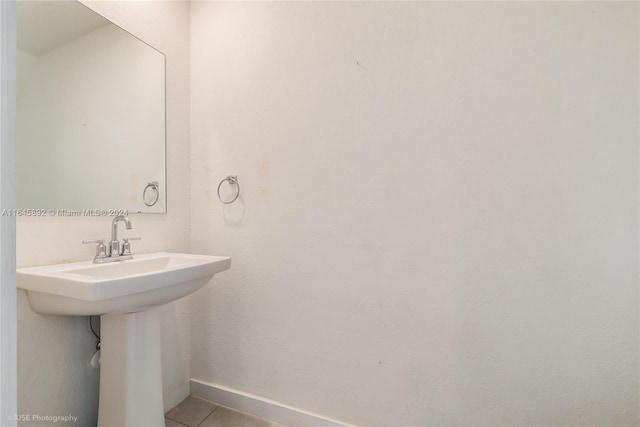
left=17, top=252, right=230, bottom=315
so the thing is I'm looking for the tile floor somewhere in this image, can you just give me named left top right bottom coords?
left=165, top=395, right=287, bottom=427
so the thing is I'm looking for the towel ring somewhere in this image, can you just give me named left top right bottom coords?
left=217, top=175, right=240, bottom=204
left=143, top=181, right=160, bottom=207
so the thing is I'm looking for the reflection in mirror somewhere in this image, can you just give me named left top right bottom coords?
left=16, top=0, right=166, bottom=213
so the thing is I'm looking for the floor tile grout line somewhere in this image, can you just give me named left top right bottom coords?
left=168, top=395, right=287, bottom=427
left=164, top=415, right=185, bottom=425
left=196, top=404, right=220, bottom=427
left=165, top=418, right=190, bottom=427
left=165, top=411, right=195, bottom=426
left=165, top=395, right=218, bottom=427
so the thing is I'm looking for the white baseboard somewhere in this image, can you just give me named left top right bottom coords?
left=190, top=379, right=354, bottom=427
left=164, top=381, right=191, bottom=413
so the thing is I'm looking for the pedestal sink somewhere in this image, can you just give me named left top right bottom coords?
left=17, top=252, right=231, bottom=426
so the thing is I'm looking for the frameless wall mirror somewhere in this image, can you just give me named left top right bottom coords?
left=16, top=0, right=166, bottom=213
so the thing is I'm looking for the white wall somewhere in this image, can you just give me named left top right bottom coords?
left=0, top=0, right=17, bottom=424
left=190, top=2, right=639, bottom=425
left=17, top=0, right=190, bottom=424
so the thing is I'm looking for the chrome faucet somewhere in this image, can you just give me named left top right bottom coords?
left=83, top=216, right=141, bottom=263
left=110, top=215, right=132, bottom=257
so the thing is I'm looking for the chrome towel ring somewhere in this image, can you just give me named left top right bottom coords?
left=143, top=181, right=160, bottom=207
left=217, top=175, right=240, bottom=204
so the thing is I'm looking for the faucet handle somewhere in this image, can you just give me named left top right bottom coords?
left=121, top=237, right=141, bottom=256
left=83, top=239, right=107, bottom=260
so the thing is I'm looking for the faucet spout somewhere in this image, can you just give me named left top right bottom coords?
left=110, top=215, right=132, bottom=256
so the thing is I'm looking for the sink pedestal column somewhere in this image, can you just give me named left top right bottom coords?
left=98, top=307, right=164, bottom=427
